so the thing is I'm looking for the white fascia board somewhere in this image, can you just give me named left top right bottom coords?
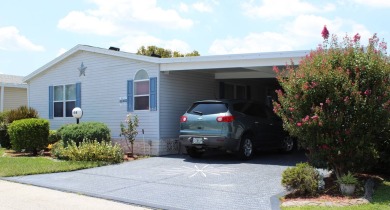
left=23, top=45, right=161, bottom=83
left=160, top=50, right=310, bottom=71
left=215, top=71, right=276, bottom=79
left=1, top=83, right=27, bottom=88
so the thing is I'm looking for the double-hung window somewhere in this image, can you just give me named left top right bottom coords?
left=134, top=70, right=150, bottom=110
left=127, top=70, right=157, bottom=112
left=53, top=84, right=76, bottom=117
left=49, top=83, right=80, bottom=119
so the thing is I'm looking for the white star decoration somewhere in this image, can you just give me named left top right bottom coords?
left=161, top=164, right=235, bottom=178
left=78, top=62, right=87, bottom=76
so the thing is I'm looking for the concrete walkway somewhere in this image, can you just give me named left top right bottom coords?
left=0, top=180, right=150, bottom=210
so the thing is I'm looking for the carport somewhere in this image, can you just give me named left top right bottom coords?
left=160, top=50, right=309, bottom=104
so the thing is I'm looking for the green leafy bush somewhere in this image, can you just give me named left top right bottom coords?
left=52, top=139, right=124, bottom=163
left=8, top=118, right=49, bottom=155
left=48, top=130, right=61, bottom=144
left=6, top=106, right=39, bottom=124
left=274, top=27, right=390, bottom=178
left=58, top=122, right=111, bottom=145
left=0, top=112, right=11, bottom=148
left=281, top=162, right=320, bottom=196
left=0, top=106, right=39, bottom=149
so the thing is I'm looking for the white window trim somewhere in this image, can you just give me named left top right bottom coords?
left=134, top=71, right=150, bottom=111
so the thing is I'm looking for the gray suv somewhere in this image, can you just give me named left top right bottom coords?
left=179, top=99, right=295, bottom=159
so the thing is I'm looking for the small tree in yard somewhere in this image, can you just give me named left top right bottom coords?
left=120, top=114, right=139, bottom=156
left=273, top=26, right=390, bottom=179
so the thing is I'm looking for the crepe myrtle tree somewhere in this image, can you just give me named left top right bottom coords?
left=120, top=114, right=139, bottom=156
left=273, top=26, right=390, bottom=179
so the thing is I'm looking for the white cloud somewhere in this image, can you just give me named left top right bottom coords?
left=209, top=32, right=295, bottom=54
left=192, top=2, right=213, bottom=12
left=352, top=0, right=390, bottom=7
left=179, top=3, right=189, bottom=12
left=242, top=0, right=335, bottom=19
left=208, top=15, right=372, bottom=54
left=57, top=48, right=68, bottom=56
left=58, top=0, right=193, bottom=35
left=114, top=34, right=191, bottom=54
left=0, top=26, right=44, bottom=51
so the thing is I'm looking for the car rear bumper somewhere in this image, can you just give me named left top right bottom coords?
left=179, top=135, right=240, bottom=152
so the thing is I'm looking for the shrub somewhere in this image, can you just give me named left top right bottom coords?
left=6, top=106, right=39, bottom=124
left=52, top=139, right=124, bottom=163
left=58, top=122, right=111, bottom=145
left=282, top=162, right=319, bottom=196
left=274, top=27, right=390, bottom=179
left=48, top=130, right=61, bottom=144
left=0, top=106, right=39, bottom=149
left=0, top=115, right=11, bottom=148
left=8, top=118, right=49, bottom=155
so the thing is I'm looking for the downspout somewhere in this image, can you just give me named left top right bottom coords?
left=0, top=83, right=4, bottom=112
left=27, top=84, right=30, bottom=108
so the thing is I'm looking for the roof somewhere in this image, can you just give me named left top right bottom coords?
left=23, top=44, right=310, bottom=82
left=0, top=74, right=27, bottom=88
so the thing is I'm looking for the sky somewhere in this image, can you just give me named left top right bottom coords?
left=1, top=0, right=389, bottom=76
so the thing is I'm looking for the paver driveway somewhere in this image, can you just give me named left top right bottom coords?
left=5, top=151, right=306, bottom=210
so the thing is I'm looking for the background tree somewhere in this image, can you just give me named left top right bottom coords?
left=136, top=45, right=200, bottom=58
left=273, top=26, right=390, bottom=179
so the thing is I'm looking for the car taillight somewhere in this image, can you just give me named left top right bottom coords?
left=180, top=116, right=187, bottom=123
left=216, top=115, right=234, bottom=122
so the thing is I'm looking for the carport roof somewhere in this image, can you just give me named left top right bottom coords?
left=23, top=44, right=310, bottom=82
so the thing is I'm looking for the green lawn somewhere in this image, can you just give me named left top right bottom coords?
left=0, top=148, right=104, bottom=177
left=282, top=181, right=390, bottom=210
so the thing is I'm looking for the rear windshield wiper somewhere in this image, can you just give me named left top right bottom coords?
left=193, top=110, right=203, bottom=115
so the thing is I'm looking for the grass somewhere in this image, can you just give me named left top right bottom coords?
left=281, top=180, right=390, bottom=210
left=0, top=148, right=104, bottom=177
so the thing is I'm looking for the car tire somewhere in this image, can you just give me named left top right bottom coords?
left=237, top=135, right=254, bottom=160
left=186, top=147, right=203, bottom=158
left=280, top=136, right=296, bottom=153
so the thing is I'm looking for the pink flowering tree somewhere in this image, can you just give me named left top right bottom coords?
left=273, top=26, right=390, bottom=179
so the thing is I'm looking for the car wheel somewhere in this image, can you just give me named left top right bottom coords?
left=280, top=136, right=295, bottom=153
left=237, top=135, right=254, bottom=160
left=186, top=147, right=203, bottom=158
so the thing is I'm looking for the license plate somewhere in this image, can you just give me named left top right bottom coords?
left=192, top=137, right=203, bottom=144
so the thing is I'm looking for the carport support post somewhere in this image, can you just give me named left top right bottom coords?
left=142, top=129, right=145, bottom=155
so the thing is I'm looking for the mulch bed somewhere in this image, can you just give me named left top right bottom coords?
left=283, top=173, right=385, bottom=203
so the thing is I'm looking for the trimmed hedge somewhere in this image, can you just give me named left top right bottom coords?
left=58, top=122, right=111, bottom=145
left=48, top=130, right=61, bottom=144
left=8, top=118, right=49, bottom=154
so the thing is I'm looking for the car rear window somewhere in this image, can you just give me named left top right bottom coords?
left=187, top=103, right=228, bottom=115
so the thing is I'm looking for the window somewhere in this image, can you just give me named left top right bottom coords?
left=134, top=70, right=149, bottom=110
left=53, top=84, right=76, bottom=117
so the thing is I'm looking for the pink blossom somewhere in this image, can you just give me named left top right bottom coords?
left=321, top=144, right=330, bottom=150
left=364, top=89, right=371, bottom=96
left=353, top=33, right=361, bottom=43
left=273, top=66, right=280, bottom=73
left=379, top=41, right=387, bottom=51
left=326, top=98, right=331, bottom=104
left=321, top=25, right=329, bottom=40
left=320, top=103, right=324, bottom=106
left=297, top=122, right=302, bottom=127
left=311, top=115, right=319, bottom=120
left=302, top=115, right=310, bottom=122
left=289, top=107, right=295, bottom=112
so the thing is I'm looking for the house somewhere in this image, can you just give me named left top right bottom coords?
left=23, top=45, right=308, bottom=156
left=0, top=74, right=27, bottom=112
